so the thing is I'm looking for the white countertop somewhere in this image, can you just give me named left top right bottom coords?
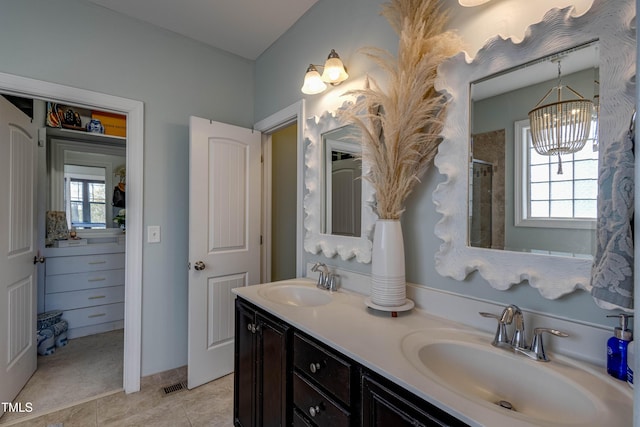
left=233, top=278, right=633, bottom=427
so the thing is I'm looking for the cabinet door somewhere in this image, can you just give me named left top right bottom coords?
left=234, top=299, right=256, bottom=427
left=256, top=312, right=290, bottom=427
left=361, top=373, right=467, bottom=427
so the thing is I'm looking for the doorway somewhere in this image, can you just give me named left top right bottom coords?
left=268, top=123, right=298, bottom=282
left=0, top=95, right=128, bottom=423
left=254, top=100, right=306, bottom=282
left=0, top=71, right=143, bottom=410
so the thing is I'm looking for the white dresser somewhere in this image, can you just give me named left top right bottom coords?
left=42, top=242, right=125, bottom=339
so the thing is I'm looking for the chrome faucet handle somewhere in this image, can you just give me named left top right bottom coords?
left=479, top=312, right=510, bottom=347
left=530, top=328, right=568, bottom=362
left=326, top=273, right=339, bottom=292
left=515, top=327, right=569, bottom=362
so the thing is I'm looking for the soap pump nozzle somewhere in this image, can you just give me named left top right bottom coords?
left=607, top=314, right=633, bottom=341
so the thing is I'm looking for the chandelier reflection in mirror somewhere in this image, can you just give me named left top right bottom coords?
left=528, top=60, right=594, bottom=174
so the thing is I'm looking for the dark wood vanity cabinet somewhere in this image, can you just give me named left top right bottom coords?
left=292, top=332, right=356, bottom=427
left=234, top=298, right=291, bottom=427
left=234, top=297, right=467, bottom=427
left=361, top=371, right=469, bottom=427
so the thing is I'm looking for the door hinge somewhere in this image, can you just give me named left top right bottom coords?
left=260, top=155, right=264, bottom=163
left=260, top=235, right=263, bottom=245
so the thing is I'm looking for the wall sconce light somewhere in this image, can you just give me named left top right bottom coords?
left=301, top=49, right=349, bottom=95
left=458, top=0, right=491, bottom=6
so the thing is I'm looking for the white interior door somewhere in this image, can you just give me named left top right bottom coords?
left=0, top=96, right=37, bottom=407
left=187, top=117, right=261, bottom=389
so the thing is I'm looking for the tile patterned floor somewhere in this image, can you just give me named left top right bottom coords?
left=0, top=328, right=234, bottom=426
left=2, top=330, right=125, bottom=424
left=2, top=369, right=234, bottom=427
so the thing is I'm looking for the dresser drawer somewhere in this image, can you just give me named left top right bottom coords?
left=45, top=286, right=125, bottom=311
left=46, top=253, right=125, bottom=275
left=293, top=409, right=314, bottom=427
left=294, top=333, right=352, bottom=405
left=293, top=373, right=350, bottom=427
left=62, top=302, right=124, bottom=329
left=45, top=269, right=125, bottom=293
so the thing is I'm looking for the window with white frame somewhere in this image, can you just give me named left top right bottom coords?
left=514, top=119, right=598, bottom=229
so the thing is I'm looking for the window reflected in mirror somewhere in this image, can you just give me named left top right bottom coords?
left=64, top=165, right=107, bottom=229
left=469, top=41, right=599, bottom=256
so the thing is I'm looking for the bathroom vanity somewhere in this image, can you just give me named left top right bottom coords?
left=232, top=279, right=632, bottom=427
left=233, top=295, right=465, bottom=427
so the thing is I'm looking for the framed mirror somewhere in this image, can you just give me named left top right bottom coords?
left=321, top=124, right=362, bottom=237
left=46, top=128, right=126, bottom=232
left=304, top=101, right=376, bottom=263
left=433, top=0, right=635, bottom=298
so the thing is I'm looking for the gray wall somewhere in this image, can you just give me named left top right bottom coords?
left=0, top=0, right=254, bottom=375
left=255, top=0, right=617, bottom=328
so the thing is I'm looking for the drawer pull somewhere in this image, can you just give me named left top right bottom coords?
left=88, top=260, right=107, bottom=265
left=88, top=295, right=106, bottom=300
left=88, top=277, right=106, bottom=282
left=308, top=405, right=321, bottom=418
left=88, top=313, right=106, bottom=318
left=309, top=362, right=321, bottom=374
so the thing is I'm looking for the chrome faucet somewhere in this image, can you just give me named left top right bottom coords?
left=480, top=305, right=568, bottom=362
left=480, top=304, right=525, bottom=348
left=311, top=262, right=338, bottom=291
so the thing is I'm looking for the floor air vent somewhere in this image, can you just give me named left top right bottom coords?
left=163, top=381, right=187, bottom=395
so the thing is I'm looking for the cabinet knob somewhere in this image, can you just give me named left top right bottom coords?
left=309, top=362, right=321, bottom=374
left=246, top=323, right=259, bottom=334
left=308, top=405, right=321, bottom=417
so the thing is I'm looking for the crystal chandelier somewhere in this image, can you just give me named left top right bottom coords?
left=528, top=61, right=593, bottom=174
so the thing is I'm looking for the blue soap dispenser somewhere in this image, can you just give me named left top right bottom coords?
left=606, top=314, right=633, bottom=381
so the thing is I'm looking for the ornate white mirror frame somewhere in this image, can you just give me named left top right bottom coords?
left=433, top=0, right=635, bottom=299
left=304, top=101, right=377, bottom=263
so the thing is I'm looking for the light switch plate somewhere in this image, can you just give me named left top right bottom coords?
left=148, top=225, right=161, bottom=243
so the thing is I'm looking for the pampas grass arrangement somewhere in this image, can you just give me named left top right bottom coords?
left=343, top=0, right=462, bottom=220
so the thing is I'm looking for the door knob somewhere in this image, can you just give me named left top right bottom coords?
left=194, top=261, right=206, bottom=271
left=33, top=256, right=45, bottom=264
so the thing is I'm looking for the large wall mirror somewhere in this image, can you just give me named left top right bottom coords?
left=45, top=126, right=126, bottom=235
left=433, top=0, right=635, bottom=298
left=304, top=102, right=376, bottom=263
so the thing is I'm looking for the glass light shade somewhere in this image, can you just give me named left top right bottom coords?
left=301, top=65, right=327, bottom=95
left=321, top=50, right=349, bottom=84
left=529, top=99, right=593, bottom=156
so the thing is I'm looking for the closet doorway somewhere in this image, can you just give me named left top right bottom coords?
left=0, top=95, right=125, bottom=423
left=0, top=71, right=143, bottom=422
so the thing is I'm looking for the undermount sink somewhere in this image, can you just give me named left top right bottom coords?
left=257, top=279, right=338, bottom=307
left=401, top=329, right=632, bottom=426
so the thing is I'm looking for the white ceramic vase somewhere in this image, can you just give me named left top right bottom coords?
left=370, top=219, right=407, bottom=307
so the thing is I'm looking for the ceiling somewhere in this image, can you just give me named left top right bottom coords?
left=85, top=0, right=320, bottom=60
